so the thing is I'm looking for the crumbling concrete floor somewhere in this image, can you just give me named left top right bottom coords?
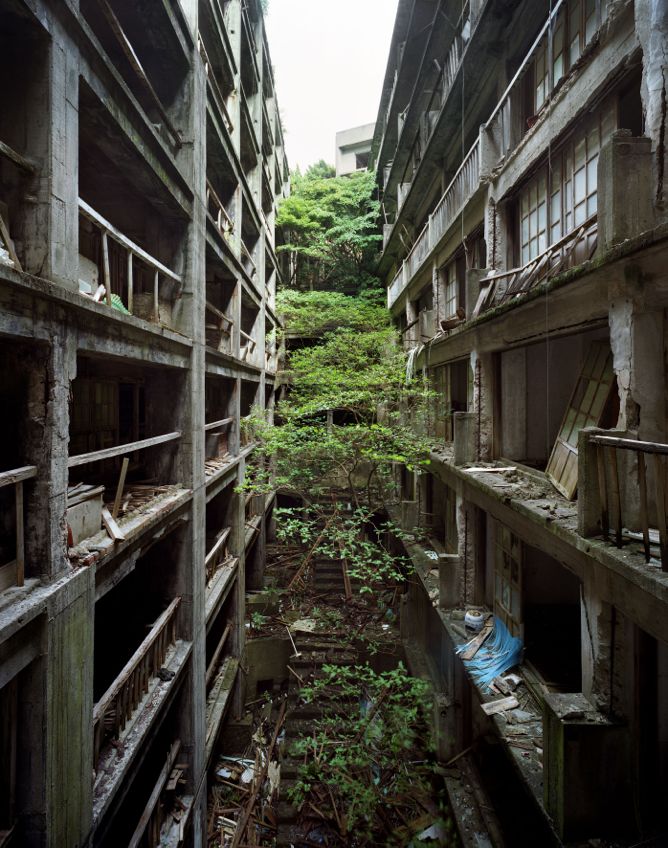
left=206, top=542, right=459, bottom=847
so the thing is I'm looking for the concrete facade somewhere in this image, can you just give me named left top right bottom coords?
left=335, top=122, right=375, bottom=176
left=374, top=0, right=668, bottom=844
left=0, top=0, right=288, bottom=845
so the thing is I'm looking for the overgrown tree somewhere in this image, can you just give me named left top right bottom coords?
left=242, top=294, right=433, bottom=590
left=276, top=167, right=382, bottom=293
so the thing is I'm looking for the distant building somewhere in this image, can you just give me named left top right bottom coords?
left=335, top=122, right=376, bottom=176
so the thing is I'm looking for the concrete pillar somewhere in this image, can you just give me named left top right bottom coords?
left=40, top=330, right=76, bottom=578
left=465, top=267, right=489, bottom=320
left=597, top=131, right=654, bottom=254
left=609, top=283, right=667, bottom=443
left=453, top=412, right=476, bottom=465
left=45, top=568, right=95, bottom=848
left=438, top=553, right=461, bottom=609
left=44, top=18, right=79, bottom=290
left=500, top=347, right=527, bottom=460
left=478, top=123, right=498, bottom=180
left=636, top=0, right=668, bottom=217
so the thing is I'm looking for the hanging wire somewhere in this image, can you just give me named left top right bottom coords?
left=545, top=0, right=555, bottom=460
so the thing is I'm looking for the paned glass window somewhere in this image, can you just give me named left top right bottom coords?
left=444, top=262, right=458, bottom=318
left=518, top=112, right=610, bottom=261
left=494, top=523, right=522, bottom=639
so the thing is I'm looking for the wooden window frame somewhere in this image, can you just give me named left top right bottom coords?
left=494, top=523, right=523, bottom=639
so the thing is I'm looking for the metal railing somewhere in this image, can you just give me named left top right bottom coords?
left=388, top=138, right=480, bottom=309
left=93, top=597, right=181, bottom=767
left=588, top=435, right=668, bottom=571
left=79, top=199, right=182, bottom=325
left=0, top=465, right=36, bottom=591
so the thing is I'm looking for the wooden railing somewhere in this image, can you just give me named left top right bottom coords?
left=240, top=240, right=257, bottom=277
left=95, top=0, right=181, bottom=147
left=588, top=435, right=668, bottom=571
left=205, top=299, right=234, bottom=353
left=198, top=35, right=234, bottom=134
left=205, top=526, right=232, bottom=583
left=79, top=199, right=182, bottom=324
left=473, top=215, right=597, bottom=316
left=68, top=431, right=181, bottom=469
left=388, top=138, right=480, bottom=309
left=0, top=465, right=36, bottom=591
left=93, top=597, right=181, bottom=767
left=128, top=739, right=183, bottom=848
left=239, top=328, right=257, bottom=360
left=206, top=622, right=232, bottom=689
left=206, top=179, right=235, bottom=240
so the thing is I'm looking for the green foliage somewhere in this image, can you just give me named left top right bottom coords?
left=288, top=663, right=432, bottom=839
left=250, top=611, right=267, bottom=629
left=276, top=168, right=382, bottom=293
left=303, top=159, right=336, bottom=180
left=276, top=289, right=388, bottom=337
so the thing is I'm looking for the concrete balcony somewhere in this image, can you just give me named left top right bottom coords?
left=387, top=137, right=481, bottom=310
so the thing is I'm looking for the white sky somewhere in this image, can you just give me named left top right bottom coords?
left=265, top=0, right=399, bottom=172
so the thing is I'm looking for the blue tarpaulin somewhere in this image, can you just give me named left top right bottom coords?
left=456, top=616, right=523, bottom=692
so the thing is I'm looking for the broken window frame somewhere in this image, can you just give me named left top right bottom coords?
left=531, top=0, right=601, bottom=116
left=518, top=110, right=612, bottom=264
left=494, top=522, right=523, bottom=639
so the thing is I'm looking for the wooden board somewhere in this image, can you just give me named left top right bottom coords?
left=546, top=341, right=615, bottom=500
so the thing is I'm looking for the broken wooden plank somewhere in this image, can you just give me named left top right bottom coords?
left=0, top=465, right=37, bottom=489
left=68, top=431, right=181, bottom=468
left=205, top=417, right=234, bottom=432
left=112, top=457, right=130, bottom=519
left=481, top=695, right=519, bottom=716
left=0, top=208, right=22, bottom=271
left=205, top=623, right=232, bottom=688
left=0, top=139, right=37, bottom=173
left=101, top=506, right=125, bottom=542
left=459, top=617, right=494, bottom=661
left=230, top=699, right=287, bottom=848
left=127, top=739, right=181, bottom=848
left=15, top=482, right=24, bottom=588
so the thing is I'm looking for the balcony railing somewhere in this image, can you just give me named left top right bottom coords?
left=79, top=200, right=182, bottom=327
left=206, top=179, right=235, bottom=239
left=205, top=526, right=232, bottom=583
left=388, top=138, right=480, bottom=309
left=0, top=465, right=35, bottom=592
left=96, top=0, right=182, bottom=148
left=473, top=215, right=597, bottom=317
left=93, top=596, right=181, bottom=767
left=127, top=739, right=187, bottom=848
left=587, top=435, right=668, bottom=571
left=205, top=299, right=234, bottom=353
left=240, top=240, right=258, bottom=278
left=198, top=35, right=234, bottom=134
left=239, top=328, right=258, bottom=362
left=386, top=0, right=605, bottom=311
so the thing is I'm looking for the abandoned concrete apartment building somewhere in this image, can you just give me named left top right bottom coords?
left=1, top=0, right=668, bottom=844
left=374, top=0, right=668, bottom=843
left=0, top=0, right=289, bottom=844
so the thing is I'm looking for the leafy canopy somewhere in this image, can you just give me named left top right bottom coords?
left=276, top=289, right=387, bottom=337
left=276, top=168, right=381, bottom=293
